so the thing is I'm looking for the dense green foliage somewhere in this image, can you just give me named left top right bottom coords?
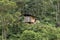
left=0, top=0, right=60, bottom=40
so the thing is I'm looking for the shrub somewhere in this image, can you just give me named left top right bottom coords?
left=20, top=30, right=36, bottom=40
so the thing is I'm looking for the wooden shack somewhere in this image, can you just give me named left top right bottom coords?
left=23, top=14, right=36, bottom=24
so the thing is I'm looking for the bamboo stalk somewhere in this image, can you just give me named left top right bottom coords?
left=56, top=0, right=59, bottom=23
left=2, top=17, right=7, bottom=40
